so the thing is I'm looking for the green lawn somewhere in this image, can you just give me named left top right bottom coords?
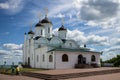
left=0, top=68, right=46, bottom=75
left=21, top=68, right=46, bottom=72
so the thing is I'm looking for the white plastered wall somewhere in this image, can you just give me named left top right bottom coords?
left=35, top=46, right=54, bottom=69
left=55, top=51, right=100, bottom=69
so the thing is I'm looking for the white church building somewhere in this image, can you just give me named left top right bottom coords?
left=23, top=14, right=101, bottom=69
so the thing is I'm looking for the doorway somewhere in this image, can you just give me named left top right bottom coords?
left=78, top=55, right=83, bottom=64
left=28, top=57, right=30, bottom=66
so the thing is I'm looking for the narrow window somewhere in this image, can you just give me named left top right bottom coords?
left=91, top=55, right=96, bottom=62
left=49, top=55, right=53, bottom=62
left=38, top=45, right=41, bottom=48
left=69, top=43, right=72, bottom=47
left=43, top=54, right=45, bottom=62
left=28, top=57, right=30, bottom=66
left=37, top=55, right=39, bottom=62
left=41, top=29, right=43, bottom=35
left=62, top=54, right=68, bottom=62
left=48, top=27, right=50, bottom=33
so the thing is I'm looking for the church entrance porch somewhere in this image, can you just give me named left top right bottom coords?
left=78, top=55, right=86, bottom=64
left=75, top=55, right=91, bottom=68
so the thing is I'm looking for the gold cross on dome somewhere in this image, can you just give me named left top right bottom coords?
left=44, top=8, right=48, bottom=17
left=61, top=17, right=64, bottom=25
left=29, top=21, right=32, bottom=31
left=37, top=12, right=42, bottom=20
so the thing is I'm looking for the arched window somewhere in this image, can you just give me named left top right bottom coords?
left=62, top=54, right=68, bottom=62
left=43, top=54, right=45, bottom=62
left=91, top=55, right=96, bottom=62
left=28, top=57, right=30, bottom=66
left=69, top=43, right=72, bottom=47
left=49, top=55, right=53, bottom=62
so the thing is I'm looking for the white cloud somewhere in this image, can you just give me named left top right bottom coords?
left=0, top=43, right=23, bottom=65
left=11, top=50, right=22, bottom=54
left=102, top=46, right=120, bottom=60
left=90, top=48, right=95, bottom=51
left=104, top=46, right=120, bottom=52
left=53, top=28, right=109, bottom=46
left=76, top=0, right=120, bottom=31
left=53, top=13, right=65, bottom=18
left=3, top=43, right=23, bottom=50
left=86, top=35, right=109, bottom=46
left=0, top=50, right=9, bottom=55
left=0, top=43, right=23, bottom=60
left=45, top=0, right=120, bottom=32
left=110, top=38, right=120, bottom=45
left=1, top=32, right=10, bottom=35
left=0, top=0, right=24, bottom=14
left=67, top=29, right=109, bottom=46
left=0, top=3, right=9, bottom=9
left=52, top=28, right=58, bottom=36
left=67, top=29, right=86, bottom=44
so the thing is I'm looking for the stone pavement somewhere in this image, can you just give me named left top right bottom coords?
left=33, top=67, right=120, bottom=75
left=0, top=74, right=43, bottom=80
left=1, top=67, right=120, bottom=80
left=1, top=73, right=120, bottom=80
left=23, top=67, right=120, bottom=80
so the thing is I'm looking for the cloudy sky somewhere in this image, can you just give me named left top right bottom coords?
left=0, top=0, right=120, bottom=65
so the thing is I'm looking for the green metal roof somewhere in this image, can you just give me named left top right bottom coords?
left=48, top=48, right=101, bottom=54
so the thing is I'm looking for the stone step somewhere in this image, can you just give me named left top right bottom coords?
left=22, top=69, right=120, bottom=80
left=75, top=64, right=94, bottom=68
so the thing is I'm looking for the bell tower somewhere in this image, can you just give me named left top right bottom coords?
left=58, top=18, right=67, bottom=39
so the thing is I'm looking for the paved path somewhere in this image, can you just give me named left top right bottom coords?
left=65, top=73, right=120, bottom=80
left=33, top=67, right=120, bottom=75
left=1, top=67, right=120, bottom=80
left=1, top=73, right=120, bottom=80
left=0, top=74, right=43, bottom=80
left=23, top=67, right=120, bottom=80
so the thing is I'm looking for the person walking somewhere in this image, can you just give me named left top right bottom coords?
left=16, top=66, right=20, bottom=75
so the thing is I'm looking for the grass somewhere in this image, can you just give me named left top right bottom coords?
left=0, top=68, right=47, bottom=75
left=21, top=68, right=46, bottom=72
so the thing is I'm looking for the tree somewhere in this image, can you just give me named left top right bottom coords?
left=104, top=55, right=120, bottom=67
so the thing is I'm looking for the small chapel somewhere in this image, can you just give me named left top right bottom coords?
left=23, top=11, right=101, bottom=69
